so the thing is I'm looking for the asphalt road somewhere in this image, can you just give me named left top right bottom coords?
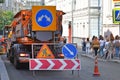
left=1, top=54, right=120, bottom=80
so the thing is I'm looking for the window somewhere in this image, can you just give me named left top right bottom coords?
left=90, top=0, right=98, bottom=7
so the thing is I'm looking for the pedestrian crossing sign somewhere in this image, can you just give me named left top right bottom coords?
left=36, top=43, right=55, bottom=59
left=113, top=8, right=120, bottom=23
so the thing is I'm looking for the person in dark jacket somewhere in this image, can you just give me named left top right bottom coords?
left=82, top=38, right=86, bottom=51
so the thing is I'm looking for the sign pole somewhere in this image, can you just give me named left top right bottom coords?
left=119, top=23, right=120, bottom=35
left=31, top=44, right=36, bottom=77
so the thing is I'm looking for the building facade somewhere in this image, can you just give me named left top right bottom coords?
left=0, top=0, right=14, bottom=11
left=103, top=0, right=120, bottom=37
left=0, top=0, right=44, bottom=14
left=45, top=0, right=102, bottom=45
left=2, top=0, right=119, bottom=45
left=21, top=0, right=44, bottom=9
left=0, top=0, right=23, bottom=14
left=45, top=0, right=120, bottom=38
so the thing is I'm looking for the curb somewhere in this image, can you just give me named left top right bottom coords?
left=0, top=56, right=9, bottom=80
left=81, top=54, right=120, bottom=63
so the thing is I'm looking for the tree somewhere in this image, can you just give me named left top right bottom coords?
left=0, top=10, right=14, bottom=30
left=0, top=0, right=4, bottom=3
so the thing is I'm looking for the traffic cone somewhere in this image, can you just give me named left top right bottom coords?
left=93, top=57, right=100, bottom=76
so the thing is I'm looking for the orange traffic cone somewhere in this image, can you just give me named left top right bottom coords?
left=93, top=57, right=100, bottom=76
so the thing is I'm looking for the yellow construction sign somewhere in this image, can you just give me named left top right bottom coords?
left=36, top=44, right=55, bottom=58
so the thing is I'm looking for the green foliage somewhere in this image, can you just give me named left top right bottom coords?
left=0, top=10, right=14, bottom=30
left=0, top=0, right=4, bottom=3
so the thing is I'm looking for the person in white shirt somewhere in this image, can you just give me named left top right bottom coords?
left=104, top=38, right=110, bottom=59
left=99, top=35, right=105, bottom=57
left=86, top=38, right=91, bottom=54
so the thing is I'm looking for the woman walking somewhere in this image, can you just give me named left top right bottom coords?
left=91, top=37, right=100, bottom=57
left=105, top=33, right=114, bottom=59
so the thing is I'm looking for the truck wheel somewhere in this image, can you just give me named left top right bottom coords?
left=10, top=56, right=14, bottom=64
left=6, top=49, right=11, bottom=59
left=14, top=57, right=21, bottom=69
left=6, top=52, right=9, bottom=59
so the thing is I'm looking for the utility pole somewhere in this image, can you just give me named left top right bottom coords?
left=98, top=0, right=100, bottom=37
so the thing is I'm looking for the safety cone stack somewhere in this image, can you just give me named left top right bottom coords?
left=93, top=57, right=100, bottom=76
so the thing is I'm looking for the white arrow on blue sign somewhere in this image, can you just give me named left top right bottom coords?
left=115, top=10, right=120, bottom=21
left=36, top=9, right=53, bottom=27
left=62, top=44, right=77, bottom=59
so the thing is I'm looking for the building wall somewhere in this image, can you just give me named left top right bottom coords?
left=102, top=0, right=119, bottom=36
left=45, top=0, right=55, bottom=6
left=4, top=0, right=44, bottom=14
left=45, top=0, right=102, bottom=45
left=0, top=0, right=13, bottom=11
left=103, top=0, right=113, bottom=24
left=0, top=0, right=24, bottom=14
left=22, top=0, right=43, bottom=9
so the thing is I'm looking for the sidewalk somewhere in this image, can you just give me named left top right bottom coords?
left=78, top=48, right=120, bottom=63
left=0, top=56, right=9, bottom=80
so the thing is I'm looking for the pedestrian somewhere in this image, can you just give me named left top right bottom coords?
left=58, top=37, right=64, bottom=47
left=63, top=36, right=67, bottom=43
left=114, top=35, right=120, bottom=58
left=106, top=33, right=114, bottom=59
left=86, top=38, right=91, bottom=54
left=91, top=37, right=100, bottom=57
left=57, top=37, right=64, bottom=54
left=104, top=38, right=109, bottom=59
left=99, top=35, right=105, bottom=57
left=82, top=38, right=86, bottom=51
left=92, top=35, right=96, bottom=41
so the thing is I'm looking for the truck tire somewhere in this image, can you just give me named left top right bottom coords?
left=6, top=52, right=10, bottom=59
left=10, top=56, right=14, bottom=64
left=6, top=49, right=11, bottom=59
left=14, top=56, right=21, bottom=69
left=9, top=49, right=14, bottom=64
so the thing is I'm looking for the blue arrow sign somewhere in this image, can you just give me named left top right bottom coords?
left=115, top=10, right=120, bottom=21
left=62, top=44, right=77, bottom=59
left=36, top=9, right=53, bottom=27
